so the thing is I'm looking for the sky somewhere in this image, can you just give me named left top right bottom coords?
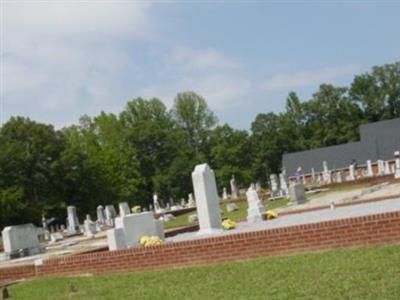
left=1, top=1, right=400, bottom=129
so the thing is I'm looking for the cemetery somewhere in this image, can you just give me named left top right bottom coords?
left=1, top=156, right=400, bottom=299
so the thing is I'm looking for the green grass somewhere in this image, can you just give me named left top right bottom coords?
left=10, top=244, right=400, bottom=300
left=164, top=198, right=289, bottom=229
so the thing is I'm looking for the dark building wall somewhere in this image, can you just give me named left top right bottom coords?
left=282, top=118, right=400, bottom=177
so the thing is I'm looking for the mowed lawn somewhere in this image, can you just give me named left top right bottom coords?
left=10, top=243, right=400, bottom=300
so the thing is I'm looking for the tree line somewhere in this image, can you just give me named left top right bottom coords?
left=0, top=62, right=399, bottom=229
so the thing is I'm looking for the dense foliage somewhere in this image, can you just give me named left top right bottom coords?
left=0, top=62, right=399, bottom=228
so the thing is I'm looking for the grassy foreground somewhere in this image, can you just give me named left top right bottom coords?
left=10, top=244, right=400, bottom=300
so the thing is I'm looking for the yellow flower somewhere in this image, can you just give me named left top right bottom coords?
left=265, top=210, right=278, bottom=220
left=139, top=235, right=163, bottom=246
left=222, top=219, right=236, bottom=230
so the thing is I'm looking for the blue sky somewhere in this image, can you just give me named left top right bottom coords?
left=1, top=1, right=399, bottom=129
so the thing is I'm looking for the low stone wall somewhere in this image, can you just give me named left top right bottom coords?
left=1, top=210, right=399, bottom=284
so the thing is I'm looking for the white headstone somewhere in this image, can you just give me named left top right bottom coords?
left=255, top=182, right=261, bottom=192
left=96, top=205, right=106, bottom=225
left=366, top=160, right=373, bottom=177
left=118, top=202, right=130, bottom=217
left=222, top=187, right=228, bottom=200
left=377, top=160, right=385, bottom=176
left=115, top=212, right=163, bottom=247
left=230, top=175, right=238, bottom=199
left=270, top=174, right=279, bottom=197
left=153, top=193, right=163, bottom=213
left=311, top=168, right=316, bottom=182
left=192, top=164, right=222, bottom=234
left=107, top=228, right=127, bottom=251
left=2, top=224, right=42, bottom=258
left=385, top=161, right=391, bottom=175
left=187, top=193, right=196, bottom=208
left=348, top=164, right=356, bottom=181
left=67, top=206, right=80, bottom=234
left=395, top=151, right=400, bottom=179
left=279, top=173, right=289, bottom=196
left=246, top=185, right=264, bottom=223
left=336, top=171, right=343, bottom=183
left=322, top=161, right=331, bottom=184
left=105, top=205, right=117, bottom=227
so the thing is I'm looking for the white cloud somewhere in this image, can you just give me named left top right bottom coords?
left=166, top=46, right=240, bottom=71
left=141, top=74, right=252, bottom=110
left=262, top=65, right=360, bottom=91
left=2, top=1, right=154, bottom=126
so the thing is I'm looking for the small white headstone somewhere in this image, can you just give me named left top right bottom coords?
left=246, top=185, right=264, bottom=223
left=96, top=205, right=106, bottom=225
left=222, top=187, right=228, bottom=200
left=366, top=160, right=373, bottom=177
left=2, top=224, right=43, bottom=258
left=187, top=193, right=196, bottom=208
left=395, top=151, right=400, bottom=179
left=230, top=175, right=238, bottom=199
left=67, top=206, right=80, bottom=234
left=105, top=205, right=117, bottom=227
left=107, top=228, right=127, bottom=251
left=226, top=203, right=239, bottom=212
left=289, top=183, right=306, bottom=205
left=377, top=160, right=385, bottom=176
left=118, top=202, right=131, bottom=217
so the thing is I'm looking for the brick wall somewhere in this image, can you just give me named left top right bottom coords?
left=1, top=210, right=399, bottom=284
left=34, top=211, right=400, bottom=278
left=0, top=264, right=36, bottom=286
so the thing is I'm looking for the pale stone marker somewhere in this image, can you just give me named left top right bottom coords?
left=348, top=164, right=356, bottom=181
left=366, top=160, right=373, bottom=177
left=270, top=174, right=280, bottom=197
left=385, top=161, right=391, bottom=175
left=84, top=214, right=97, bottom=237
left=311, top=168, right=316, bottom=182
left=336, top=171, right=343, bottom=183
left=107, top=228, right=127, bottom=251
left=222, top=187, right=228, bottom=200
left=105, top=205, right=117, bottom=226
left=226, top=203, right=239, bottom=212
left=2, top=224, right=43, bottom=259
left=153, top=193, right=163, bottom=213
left=377, top=160, right=385, bottom=176
left=230, top=175, right=238, bottom=199
left=187, top=193, right=196, bottom=208
left=255, top=182, right=261, bottom=192
left=67, top=206, right=80, bottom=234
left=395, top=151, right=400, bottom=179
left=192, top=164, right=222, bottom=234
left=279, top=173, right=289, bottom=196
left=97, top=205, right=106, bottom=225
left=246, top=185, right=265, bottom=223
left=289, top=183, right=306, bottom=205
left=115, top=212, right=163, bottom=246
left=322, top=161, right=331, bottom=184
left=118, top=202, right=130, bottom=217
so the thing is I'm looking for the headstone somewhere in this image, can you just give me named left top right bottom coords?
left=84, top=214, right=97, bottom=237
left=279, top=173, right=289, bottom=196
left=107, top=228, right=127, bottom=251
left=180, top=198, right=186, bottom=207
left=395, top=151, right=400, bottom=179
left=289, top=183, right=306, bottom=205
left=192, top=164, right=222, bottom=234
left=348, top=164, right=356, bottom=181
left=226, top=203, right=239, bottom=212
left=118, top=202, right=130, bottom=217
left=115, top=212, right=164, bottom=246
left=153, top=193, right=163, bottom=213
left=270, top=174, right=280, bottom=197
left=187, top=193, right=196, bottom=208
left=366, top=160, right=373, bottom=177
left=385, top=161, right=391, bottom=175
left=96, top=205, right=106, bottom=225
left=163, top=214, right=176, bottom=222
left=311, top=168, right=316, bottom=182
left=322, top=161, right=331, bottom=184
left=336, top=171, right=343, bottom=183
left=50, top=232, right=63, bottom=243
left=246, top=185, right=264, bottom=223
left=1, top=224, right=43, bottom=259
left=188, top=214, right=198, bottom=223
left=105, top=205, right=117, bottom=227
left=67, top=206, right=80, bottom=235
left=222, top=187, right=228, bottom=201
left=230, top=175, right=238, bottom=199
left=377, top=160, right=385, bottom=176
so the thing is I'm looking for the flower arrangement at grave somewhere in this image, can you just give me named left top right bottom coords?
left=139, top=235, right=163, bottom=247
left=222, top=219, right=236, bottom=230
left=264, top=210, right=278, bottom=220
left=131, top=205, right=141, bottom=213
